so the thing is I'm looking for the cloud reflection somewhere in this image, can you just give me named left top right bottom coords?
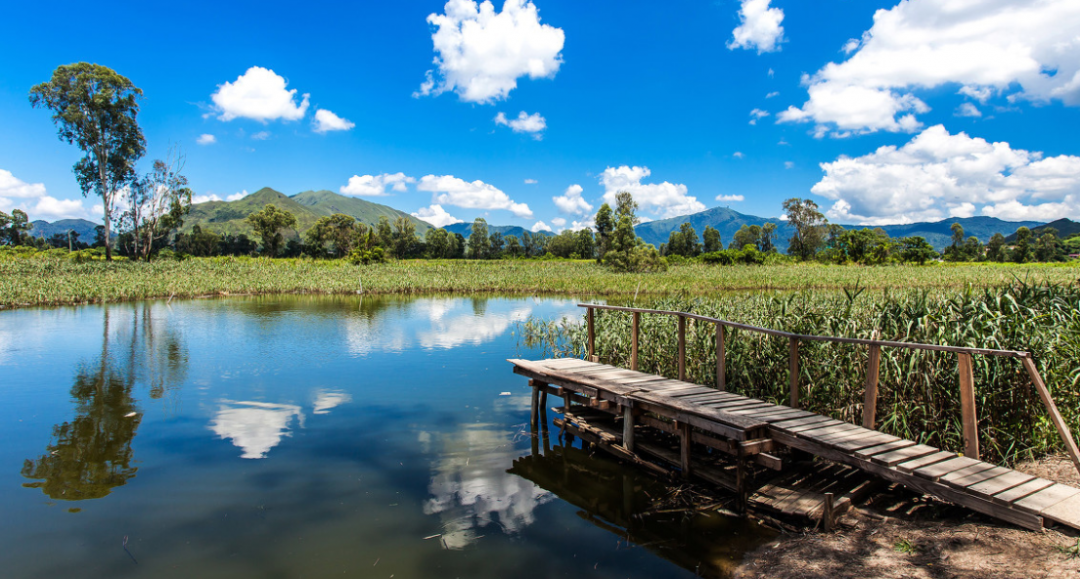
left=209, top=400, right=304, bottom=459
left=312, top=389, right=352, bottom=415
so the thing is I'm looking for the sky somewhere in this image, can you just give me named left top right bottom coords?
left=2, top=0, right=1079, bottom=232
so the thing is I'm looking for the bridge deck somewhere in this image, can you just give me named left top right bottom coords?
left=510, top=357, right=1080, bottom=531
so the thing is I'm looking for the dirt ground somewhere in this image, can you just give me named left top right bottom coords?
left=733, top=456, right=1080, bottom=579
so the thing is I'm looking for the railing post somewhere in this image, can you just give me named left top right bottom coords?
left=789, top=337, right=800, bottom=408
left=958, top=352, right=979, bottom=460
left=587, top=307, right=595, bottom=362
left=677, top=315, right=686, bottom=381
left=863, top=331, right=882, bottom=429
left=1022, top=357, right=1080, bottom=476
left=716, top=323, right=726, bottom=391
left=631, top=311, right=640, bottom=371
left=622, top=402, right=635, bottom=453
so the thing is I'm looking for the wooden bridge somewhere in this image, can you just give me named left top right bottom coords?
left=509, top=303, right=1080, bottom=531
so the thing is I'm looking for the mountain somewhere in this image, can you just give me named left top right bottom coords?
left=442, top=222, right=553, bottom=239
left=635, top=207, right=1044, bottom=252
left=1004, top=218, right=1080, bottom=243
left=28, top=219, right=100, bottom=244
left=183, top=187, right=431, bottom=237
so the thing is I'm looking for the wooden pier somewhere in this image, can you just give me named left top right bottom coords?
left=509, top=303, right=1080, bottom=531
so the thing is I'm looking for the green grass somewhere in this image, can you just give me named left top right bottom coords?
left=1, top=254, right=1078, bottom=309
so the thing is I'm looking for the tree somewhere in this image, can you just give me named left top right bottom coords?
left=1035, top=228, right=1062, bottom=262
left=4, top=209, right=31, bottom=246
left=246, top=204, right=296, bottom=257
left=375, top=216, right=393, bottom=249
left=963, top=236, right=984, bottom=262
left=392, top=216, right=417, bottom=258
left=944, top=222, right=965, bottom=261
left=899, top=236, right=938, bottom=265
left=760, top=222, right=777, bottom=253
left=307, top=213, right=357, bottom=258
left=425, top=227, right=450, bottom=258
left=30, top=63, right=146, bottom=261
left=730, top=224, right=762, bottom=251
left=575, top=229, right=595, bottom=260
left=504, top=235, right=523, bottom=257
left=604, top=215, right=663, bottom=272
left=614, top=192, right=640, bottom=225
left=702, top=225, right=721, bottom=253
left=468, top=218, right=490, bottom=259
left=594, top=203, right=614, bottom=262
left=986, top=233, right=1006, bottom=262
left=488, top=231, right=504, bottom=258
left=1012, top=227, right=1033, bottom=263
left=120, top=148, right=192, bottom=260
left=782, top=198, right=827, bottom=260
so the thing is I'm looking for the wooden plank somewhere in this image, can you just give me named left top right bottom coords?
left=630, top=393, right=766, bottom=440
left=1040, top=493, right=1080, bottom=529
left=743, top=408, right=815, bottom=422
left=937, top=462, right=999, bottom=486
left=853, top=439, right=916, bottom=461
left=913, top=456, right=981, bottom=482
left=707, top=399, right=768, bottom=410
left=789, top=337, right=800, bottom=408
left=992, top=478, right=1055, bottom=506
left=678, top=393, right=739, bottom=405
left=769, top=415, right=833, bottom=430
left=783, top=418, right=847, bottom=434
left=1023, top=357, right=1080, bottom=477
left=716, top=402, right=776, bottom=414
left=797, top=423, right=863, bottom=440
left=869, top=444, right=938, bottom=467
left=631, top=311, right=640, bottom=371
left=966, top=470, right=1035, bottom=498
left=863, top=339, right=881, bottom=429
left=829, top=432, right=900, bottom=452
left=542, top=358, right=596, bottom=369
left=896, top=451, right=956, bottom=474
left=811, top=426, right=879, bottom=445
left=945, top=465, right=1013, bottom=490
left=716, top=323, right=726, bottom=391
left=958, top=352, right=979, bottom=460
left=1013, top=484, right=1080, bottom=514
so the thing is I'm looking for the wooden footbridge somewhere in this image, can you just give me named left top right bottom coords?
left=509, top=303, right=1080, bottom=531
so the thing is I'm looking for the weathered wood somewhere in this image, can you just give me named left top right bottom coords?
left=1013, top=484, right=1080, bottom=514
left=863, top=340, right=882, bottom=429
left=679, top=421, right=692, bottom=478
left=895, top=451, right=956, bottom=474
left=530, top=381, right=540, bottom=429
left=677, top=315, right=687, bottom=382
left=587, top=307, right=595, bottom=360
left=853, top=439, right=915, bottom=461
left=870, top=444, right=939, bottom=467
left=958, top=352, right=979, bottom=460
left=1022, top=357, right=1080, bottom=477
left=1040, top=493, right=1080, bottom=529
left=914, top=456, right=981, bottom=482
left=946, top=465, right=1013, bottom=490
left=716, top=323, right=726, bottom=391
left=631, top=311, right=640, bottom=371
left=966, top=470, right=1035, bottom=498
left=770, top=415, right=834, bottom=430
left=992, top=478, right=1055, bottom=506
left=824, top=492, right=835, bottom=531
left=622, top=403, right=635, bottom=453
left=938, top=462, right=999, bottom=486
left=829, top=432, right=900, bottom=452
left=789, top=337, right=800, bottom=408
left=783, top=418, right=847, bottom=434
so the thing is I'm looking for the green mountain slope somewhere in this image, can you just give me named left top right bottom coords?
left=29, top=219, right=101, bottom=244
left=443, top=222, right=553, bottom=240
left=291, top=190, right=431, bottom=234
left=1003, top=218, right=1080, bottom=242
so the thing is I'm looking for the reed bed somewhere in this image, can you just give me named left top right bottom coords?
left=520, top=280, right=1080, bottom=466
left=1, top=255, right=1078, bottom=309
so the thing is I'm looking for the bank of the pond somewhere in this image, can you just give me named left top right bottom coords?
left=2, top=256, right=1078, bottom=309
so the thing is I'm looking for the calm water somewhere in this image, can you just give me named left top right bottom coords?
left=0, top=295, right=772, bottom=578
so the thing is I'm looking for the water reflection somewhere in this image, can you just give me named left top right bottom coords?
left=209, top=400, right=305, bottom=459
left=312, top=389, right=351, bottom=415
left=21, top=305, right=188, bottom=500
left=422, top=424, right=553, bottom=550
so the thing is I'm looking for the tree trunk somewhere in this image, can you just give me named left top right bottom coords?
left=97, top=142, right=113, bottom=261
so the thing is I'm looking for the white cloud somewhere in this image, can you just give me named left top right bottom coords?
left=717, top=194, right=745, bottom=202
left=494, top=111, right=546, bottom=138
left=780, top=0, right=1080, bottom=134
left=418, top=174, right=532, bottom=218
left=767, top=68, right=774, bottom=78
left=0, top=169, right=94, bottom=222
left=251, top=131, right=271, bottom=141
left=749, top=108, right=770, bottom=125
left=417, top=0, right=565, bottom=103
left=312, top=389, right=351, bottom=415
left=209, top=400, right=303, bottom=459
left=313, top=109, right=355, bottom=133
left=728, top=0, right=785, bottom=53
left=733, top=151, right=745, bottom=159
left=599, top=166, right=705, bottom=219
left=341, top=173, right=416, bottom=197
left=530, top=220, right=552, bottom=233
left=193, top=189, right=249, bottom=204
left=955, top=102, right=982, bottom=118
left=766, top=91, right=780, bottom=98
left=959, top=85, right=992, bottom=103
left=551, top=217, right=566, bottom=227
left=196, top=134, right=216, bottom=145
left=211, top=66, right=309, bottom=122
left=552, top=184, right=592, bottom=215
left=412, top=204, right=464, bottom=228
left=842, top=38, right=861, bottom=54
left=811, top=124, right=1080, bottom=224
left=784, top=161, right=795, bottom=169
left=524, top=178, right=538, bottom=184
left=227, top=190, right=250, bottom=202
left=567, top=216, right=595, bottom=232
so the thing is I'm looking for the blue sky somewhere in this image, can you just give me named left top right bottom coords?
left=2, top=0, right=1079, bottom=231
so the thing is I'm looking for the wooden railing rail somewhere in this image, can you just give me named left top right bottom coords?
left=579, top=302, right=1080, bottom=475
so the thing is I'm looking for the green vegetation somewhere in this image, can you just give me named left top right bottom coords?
left=521, top=279, right=1080, bottom=466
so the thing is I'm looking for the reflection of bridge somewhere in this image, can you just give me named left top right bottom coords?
left=509, top=303, right=1080, bottom=531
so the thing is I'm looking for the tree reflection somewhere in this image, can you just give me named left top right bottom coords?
left=21, top=304, right=188, bottom=501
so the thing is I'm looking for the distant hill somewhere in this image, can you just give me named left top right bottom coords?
left=1004, top=218, right=1080, bottom=243
left=443, top=222, right=553, bottom=240
left=29, top=219, right=100, bottom=244
left=635, top=207, right=1044, bottom=252
left=183, top=187, right=431, bottom=238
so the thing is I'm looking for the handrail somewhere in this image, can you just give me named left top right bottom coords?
left=577, top=302, right=1080, bottom=476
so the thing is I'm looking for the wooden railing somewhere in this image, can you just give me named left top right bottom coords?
left=579, top=303, right=1080, bottom=474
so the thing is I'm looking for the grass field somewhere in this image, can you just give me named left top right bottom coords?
left=2, top=255, right=1078, bottom=309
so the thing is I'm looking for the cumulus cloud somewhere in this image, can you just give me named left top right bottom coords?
left=251, top=131, right=271, bottom=141
left=552, top=184, right=592, bottom=215
left=717, top=194, right=745, bottom=202
left=494, top=111, right=546, bottom=138
left=784, top=161, right=795, bottom=169
left=599, top=166, right=705, bottom=219
left=524, top=178, right=538, bottom=184
left=413, top=204, right=464, bottom=227
left=530, top=220, right=552, bottom=233
left=733, top=151, right=745, bottom=159
left=228, top=190, right=250, bottom=202
left=341, top=173, right=416, bottom=197
left=551, top=217, right=566, bottom=227
left=766, top=91, right=780, bottom=98
left=811, top=124, right=1080, bottom=224
left=211, top=66, right=310, bottom=122
left=418, top=174, right=532, bottom=218
left=0, top=169, right=93, bottom=221
left=728, top=0, right=785, bottom=53
left=416, top=0, right=565, bottom=103
left=779, top=0, right=1080, bottom=135
left=955, top=103, right=982, bottom=118
left=749, top=108, right=769, bottom=125
left=313, top=109, right=355, bottom=133
left=196, top=134, right=216, bottom=145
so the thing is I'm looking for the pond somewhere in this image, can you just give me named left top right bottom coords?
left=0, top=295, right=774, bottom=578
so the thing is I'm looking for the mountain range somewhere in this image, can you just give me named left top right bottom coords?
left=442, top=222, right=553, bottom=240
left=1003, top=218, right=1080, bottom=243
left=28, top=218, right=101, bottom=244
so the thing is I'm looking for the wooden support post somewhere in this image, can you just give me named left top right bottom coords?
left=958, top=352, right=979, bottom=460
left=824, top=493, right=835, bottom=531
left=622, top=403, right=635, bottom=453
left=863, top=340, right=882, bottom=429
left=631, top=311, right=640, bottom=371
left=1022, top=357, right=1080, bottom=476
left=789, top=337, right=800, bottom=409
left=679, top=421, right=692, bottom=479
left=587, top=307, right=596, bottom=362
left=735, top=458, right=748, bottom=514
left=716, top=323, right=726, bottom=391
left=678, top=315, right=687, bottom=381
left=530, top=382, right=540, bottom=430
